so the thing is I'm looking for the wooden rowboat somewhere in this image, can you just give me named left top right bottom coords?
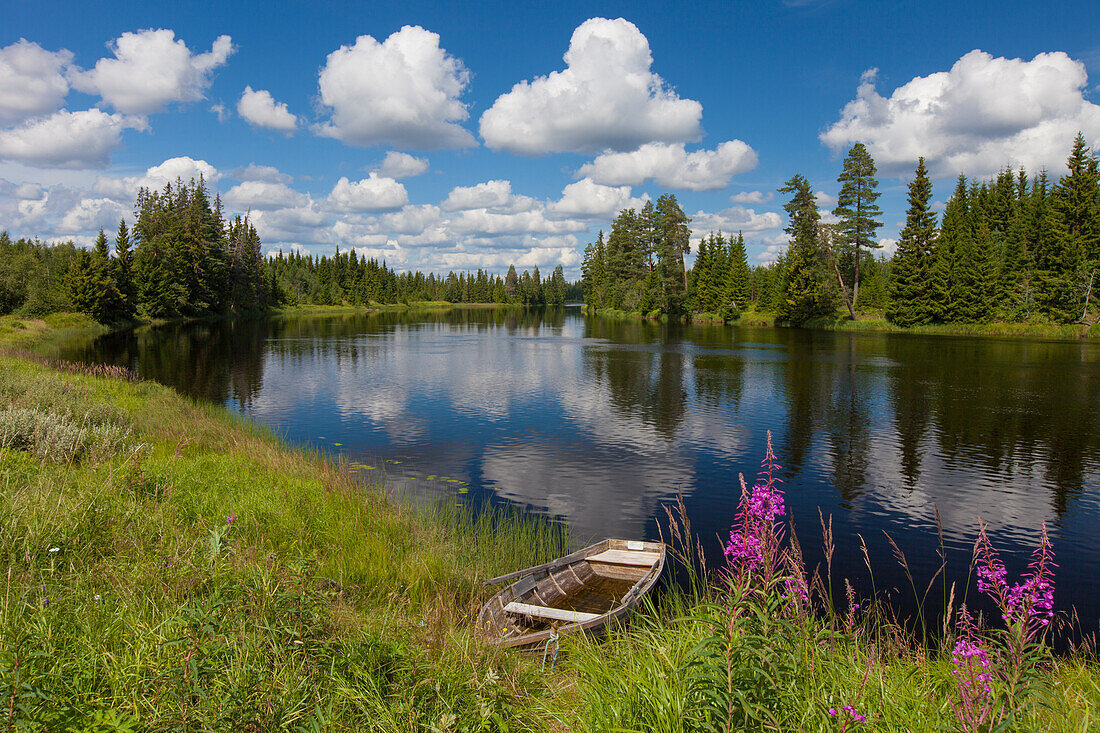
left=477, top=539, right=666, bottom=650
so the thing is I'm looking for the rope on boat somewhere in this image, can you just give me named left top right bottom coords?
left=541, top=624, right=560, bottom=672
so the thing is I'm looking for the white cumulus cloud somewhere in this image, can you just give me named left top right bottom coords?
left=730, top=190, right=773, bottom=204
left=821, top=50, right=1100, bottom=178
left=70, top=29, right=234, bottom=114
left=56, top=196, right=127, bottom=234
left=441, top=180, right=534, bottom=212
left=93, top=155, right=218, bottom=199
left=689, top=205, right=783, bottom=239
left=0, top=109, right=144, bottom=169
left=549, top=178, right=646, bottom=218
left=315, top=26, right=474, bottom=149
left=327, top=173, right=409, bottom=212
left=479, top=17, right=702, bottom=154
left=224, top=181, right=308, bottom=211
left=578, top=140, right=757, bottom=191
left=375, top=151, right=429, bottom=178
left=0, top=40, right=73, bottom=123
left=237, top=86, right=297, bottom=133
left=231, top=163, right=292, bottom=184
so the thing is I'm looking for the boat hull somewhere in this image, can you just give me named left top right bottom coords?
left=477, top=539, right=666, bottom=650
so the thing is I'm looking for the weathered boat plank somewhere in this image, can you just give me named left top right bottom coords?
left=477, top=538, right=666, bottom=650
left=585, top=549, right=662, bottom=566
left=504, top=602, right=602, bottom=624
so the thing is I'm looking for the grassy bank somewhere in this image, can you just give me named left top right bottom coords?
left=2, top=313, right=1099, bottom=731
left=0, top=314, right=569, bottom=730
left=737, top=309, right=1100, bottom=340
left=590, top=304, right=1100, bottom=340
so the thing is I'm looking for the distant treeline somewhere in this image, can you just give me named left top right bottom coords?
left=582, top=133, right=1100, bottom=326
left=0, top=182, right=581, bottom=322
left=267, top=251, right=579, bottom=307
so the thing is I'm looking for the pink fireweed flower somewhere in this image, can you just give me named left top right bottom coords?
left=973, top=520, right=1056, bottom=636
left=724, top=432, right=785, bottom=577
left=950, top=605, right=997, bottom=731
left=828, top=705, right=866, bottom=725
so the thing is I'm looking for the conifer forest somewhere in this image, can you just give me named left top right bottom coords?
left=582, top=133, right=1100, bottom=327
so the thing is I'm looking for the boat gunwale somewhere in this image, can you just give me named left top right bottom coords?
left=478, top=539, right=666, bottom=650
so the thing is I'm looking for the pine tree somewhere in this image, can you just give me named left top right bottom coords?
left=504, top=264, right=518, bottom=301
left=997, top=171, right=1033, bottom=320
left=692, top=233, right=715, bottom=313
left=888, top=158, right=939, bottom=326
left=1041, top=132, right=1099, bottom=321
left=548, top=265, right=567, bottom=306
left=722, top=231, right=750, bottom=319
left=833, top=142, right=883, bottom=317
left=88, top=230, right=123, bottom=321
left=778, top=175, right=836, bottom=325
left=114, top=218, right=136, bottom=318
left=702, top=232, right=729, bottom=315
left=654, top=194, right=691, bottom=317
left=581, top=231, right=606, bottom=307
left=66, top=249, right=98, bottom=316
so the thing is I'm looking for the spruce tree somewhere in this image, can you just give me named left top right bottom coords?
left=724, top=231, right=750, bottom=315
left=833, top=142, right=883, bottom=317
left=1042, top=132, right=1098, bottom=321
left=887, top=158, right=938, bottom=326
left=504, top=264, right=518, bottom=301
left=581, top=231, right=606, bottom=307
left=778, top=175, right=836, bottom=325
left=692, top=233, right=714, bottom=313
left=114, top=218, right=136, bottom=317
left=654, top=194, right=690, bottom=317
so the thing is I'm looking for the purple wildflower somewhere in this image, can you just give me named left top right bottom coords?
left=950, top=605, right=997, bottom=732
left=828, top=705, right=866, bottom=726
left=725, top=432, right=785, bottom=578
left=973, top=520, right=1056, bottom=638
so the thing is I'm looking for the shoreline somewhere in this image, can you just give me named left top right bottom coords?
left=1, top=312, right=1097, bottom=728
left=588, top=305, right=1100, bottom=341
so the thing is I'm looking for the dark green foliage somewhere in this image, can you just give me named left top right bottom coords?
left=4, top=181, right=576, bottom=319
left=579, top=193, right=693, bottom=319
left=833, top=142, right=883, bottom=314
left=887, top=135, right=1100, bottom=326
left=724, top=232, right=751, bottom=318
left=581, top=230, right=607, bottom=307
left=264, top=248, right=566, bottom=307
left=940, top=180, right=995, bottom=323
left=655, top=194, right=691, bottom=316
left=778, top=175, right=836, bottom=325
left=113, top=219, right=136, bottom=318
left=1037, top=132, right=1098, bottom=322
left=547, top=265, right=567, bottom=306
left=888, top=159, right=938, bottom=326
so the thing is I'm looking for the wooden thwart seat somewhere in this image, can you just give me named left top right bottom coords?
left=504, top=601, right=601, bottom=624
left=585, top=549, right=661, bottom=567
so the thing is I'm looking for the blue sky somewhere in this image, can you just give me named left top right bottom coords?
left=2, top=0, right=1099, bottom=275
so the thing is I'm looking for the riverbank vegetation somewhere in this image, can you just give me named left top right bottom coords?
left=581, top=133, right=1100, bottom=334
left=3, top=315, right=1100, bottom=729
left=0, top=314, right=575, bottom=729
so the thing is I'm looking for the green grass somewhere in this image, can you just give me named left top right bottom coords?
left=0, top=314, right=571, bottom=730
left=555, top=593, right=1100, bottom=732
left=590, top=304, right=1100, bottom=340
left=2, top=312, right=1099, bottom=731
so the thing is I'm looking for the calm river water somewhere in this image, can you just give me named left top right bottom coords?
left=58, top=308, right=1100, bottom=635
